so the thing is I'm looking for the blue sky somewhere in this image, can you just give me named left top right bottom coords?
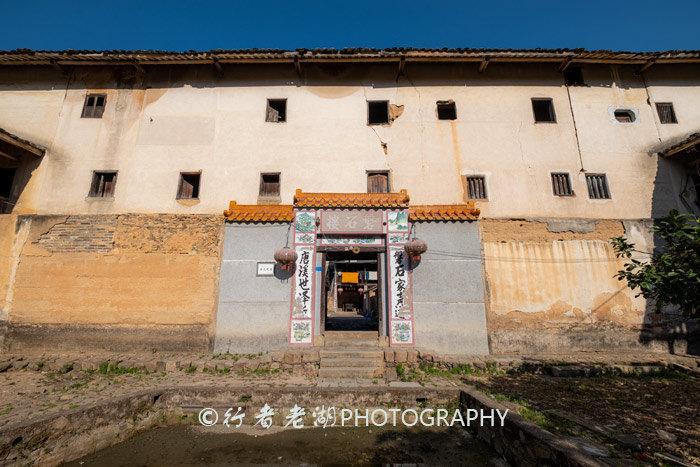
left=1, top=0, right=698, bottom=51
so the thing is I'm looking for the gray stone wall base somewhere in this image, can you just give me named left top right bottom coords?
left=488, top=325, right=698, bottom=355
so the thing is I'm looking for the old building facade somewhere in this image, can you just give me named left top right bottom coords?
left=0, top=49, right=698, bottom=355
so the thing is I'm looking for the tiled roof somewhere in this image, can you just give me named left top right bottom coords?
left=1, top=48, right=698, bottom=66
left=653, top=132, right=700, bottom=159
left=409, top=204, right=480, bottom=221
left=223, top=201, right=294, bottom=222
left=294, top=189, right=410, bottom=208
left=224, top=198, right=480, bottom=222
left=0, top=127, right=45, bottom=156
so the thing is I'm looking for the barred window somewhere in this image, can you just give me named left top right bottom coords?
left=585, top=174, right=611, bottom=199
left=551, top=172, right=573, bottom=196
left=465, top=176, right=487, bottom=199
left=81, top=94, right=106, bottom=118
left=656, top=103, right=677, bottom=124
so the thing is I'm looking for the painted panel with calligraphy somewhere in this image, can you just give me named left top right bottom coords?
left=292, top=246, right=314, bottom=319
left=388, top=246, right=414, bottom=345
left=320, top=210, right=384, bottom=234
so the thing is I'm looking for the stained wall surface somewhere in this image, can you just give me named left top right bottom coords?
left=0, top=63, right=697, bottom=219
left=3, top=214, right=222, bottom=351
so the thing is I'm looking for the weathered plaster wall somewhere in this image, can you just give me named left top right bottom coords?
left=411, top=221, right=489, bottom=355
left=0, top=215, right=16, bottom=319
left=480, top=218, right=667, bottom=353
left=2, top=214, right=223, bottom=351
left=0, top=63, right=697, bottom=219
left=214, top=223, right=293, bottom=353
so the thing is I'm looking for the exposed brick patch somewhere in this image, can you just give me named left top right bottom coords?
left=35, top=216, right=117, bottom=253
left=114, top=214, right=222, bottom=255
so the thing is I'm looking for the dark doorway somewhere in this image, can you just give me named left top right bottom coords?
left=322, top=251, right=380, bottom=332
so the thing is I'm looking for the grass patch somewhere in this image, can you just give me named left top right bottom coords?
left=252, top=366, right=279, bottom=376
left=184, top=364, right=197, bottom=374
left=238, top=394, right=252, bottom=403
left=488, top=392, right=555, bottom=430
left=395, top=363, right=420, bottom=382
left=97, top=361, right=142, bottom=375
left=0, top=404, right=13, bottom=416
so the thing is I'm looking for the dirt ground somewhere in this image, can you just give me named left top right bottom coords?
left=0, top=363, right=314, bottom=430
left=1, top=353, right=699, bottom=465
left=471, top=372, right=700, bottom=464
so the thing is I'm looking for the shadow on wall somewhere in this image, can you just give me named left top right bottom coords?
left=0, top=139, right=41, bottom=214
left=640, top=148, right=699, bottom=355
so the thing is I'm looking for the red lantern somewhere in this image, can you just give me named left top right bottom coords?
left=274, top=247, right=298, bottom=271
left=404, top=238, right=428, bottom=261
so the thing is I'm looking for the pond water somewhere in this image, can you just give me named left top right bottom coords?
left=65, top=424, right=497, bottom=465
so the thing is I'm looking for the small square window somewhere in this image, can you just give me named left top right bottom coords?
left=177, top=172, right=201, bottom=199
left=88, top=171, right=117, bottom=198
left=465, top=175, right=487, bottom=200
left=532, top=98, right=556, bottom=123
left=367, top=100, right=389, bottom=125
left=436, top=100, right=457, bottom=120
left=266, top=99, right=287, bottom=122
left=656, top=103, right=677, bottom=124
left=614, top=109, right=636, bottom=123
left=81, top=93, right=106, bottom=118
left=585, top=174, right=611, bottom=199
left=259, top=173, right=281, bottom=197
left=551, top=173, right=574, bottom=196
left=563, top=67, right=585, bottom=86
left=367, top=171, right=390, bottom=193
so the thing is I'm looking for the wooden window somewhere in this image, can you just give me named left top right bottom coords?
left=551, top=172, right=574, bottom=196
left=177, top=172, right=200, bottom=199
left=656, top=103, right=677, bottom=124
left=88, top=171, right=117, bottom=198
left=465, top=175, right=487, bottom=199
left=614, top=109, right=636, bottom=123
left=266, top=99, right=287, bottom=122
left=367, top=171, right=390, bottom=193
left=436, top=100, right=457, bottom=120
left=532, top=98, right=556, bottom=123
left=585, top=173, right=611, bottom=199
left=367, top=100, right=389, bottom=125
left=259, top=173, right=281, bottom=197
left=563, top=67, right=585, bottom=86
left=81, top=94, right=106, bottom=118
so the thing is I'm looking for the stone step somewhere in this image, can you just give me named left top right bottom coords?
left=323, top=331, right=379, bottom=340
left=318, top=366, right=385, bottom=379
left=323, top=340, right=379, bottom=348
left=320, top=349, right=384, bottom=359
left=320, top=357, right=384, bottom=368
